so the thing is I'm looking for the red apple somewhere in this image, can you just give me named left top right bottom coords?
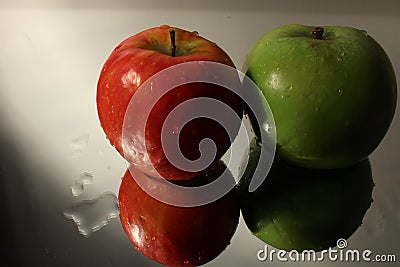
left=118, top=162, right=240, bottom=266
left=97, top=25, right=243, bottom=180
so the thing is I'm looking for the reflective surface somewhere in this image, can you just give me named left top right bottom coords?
left=1, top=1, right=399, bottom=266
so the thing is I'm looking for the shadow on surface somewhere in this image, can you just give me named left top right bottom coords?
left=0, top=127, right=46, bottom=266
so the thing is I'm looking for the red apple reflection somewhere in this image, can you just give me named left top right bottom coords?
left=118, top=162, right=239, bottom=266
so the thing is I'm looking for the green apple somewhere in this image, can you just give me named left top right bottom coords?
left=246, top=24, right=397, bottom=169
left=239, top=138, right=374, bottom=252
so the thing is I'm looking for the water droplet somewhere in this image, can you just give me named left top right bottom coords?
left=361, top=30, right=369, bottom=37
left=69, top=134, right=89, bottom=157
left=105, top=83, right=110, bottom=89
left=172, top=126, right=180, bottom=135
left=114, top=45, right=122, bottom=51
left=69, top=149, right=83, bottom=158
left=138, top=153, right=144, bottom=159
left=151, top=236, right=156, bottom=241
left=338, top=88, right=344, bottom=96
left=262, top=123, right=272, bottom=133
left=192, top=31, right=199, bottom=36
left=340, top=51, right=345, bottom=57
left=363, top=206, right=385, bottom=238
left=159, top=25, right=170, bottom=29
left=183, top=260, right=190, bottom=265
left=63, top=192, right=119, bottom=237
left=71, top=172, right=93, bottom=196
left=288, top=85, right=293, bottom=91
left=276, top=67, right=280, bottom=71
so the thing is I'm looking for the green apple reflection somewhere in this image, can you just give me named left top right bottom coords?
left=239, top=138, right=374, bottom=252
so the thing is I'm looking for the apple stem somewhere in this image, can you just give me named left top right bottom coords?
left=312, top=27, right=324, bottom=39
left=169, top=29, right=176, bottom=57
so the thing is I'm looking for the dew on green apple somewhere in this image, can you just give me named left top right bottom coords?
left=262, top=123, right=272, bottom=133
left=245, top=24, right=397, bottom=169
left=361, top=30, right=369, bottom=37
left=63, top=192, right=119, bottom=237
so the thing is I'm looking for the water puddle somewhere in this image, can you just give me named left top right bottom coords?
left=63, top=192, right=119, bottom=237
left=71, top=172, right=93, bottom=196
